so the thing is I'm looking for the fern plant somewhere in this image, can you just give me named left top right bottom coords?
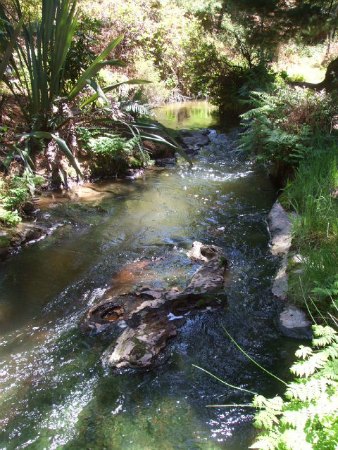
left=196, top=325, right=338, bottom=450
left=240, top=85, right=336, bottom=167
left=251, top=325, right=338, bottom=450
left=77, top=128, right=149, bottom=177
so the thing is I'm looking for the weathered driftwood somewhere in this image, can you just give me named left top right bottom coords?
left=84, top=242, right=228, bottom=370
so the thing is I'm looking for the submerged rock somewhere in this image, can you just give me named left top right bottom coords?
left=155, top=157, right=177, bottom=167
left=0, top=222, right=53, bottom=260
left=208, top=130, right=228, bottom=146
left=85, top=242, right=228, bottom=370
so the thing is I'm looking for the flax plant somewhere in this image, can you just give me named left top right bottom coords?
left=1, top=0, right=127, bottom=173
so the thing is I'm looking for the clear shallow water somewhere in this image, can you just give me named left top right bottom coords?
left=0, top=103, right=298, bottom=449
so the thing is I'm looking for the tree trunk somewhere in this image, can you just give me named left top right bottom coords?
left=289, top=57, right=338, bottom=92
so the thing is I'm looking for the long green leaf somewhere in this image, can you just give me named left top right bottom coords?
left=87, top=79, right=110, bottom=105
left=68, top=35, right=124, bottom=100
left=51, top=0, right=77, bottom=97
left=134, top=124, right=192, bottom=165
left=222, top=326, right=288, bottom=386
left=10, top=0, right=77, bottom=122
left=193, top=364, right=258, bottom=396
left=22, top=131, right=82, bottom=176
left=81, top=79, right=151, bottom=107
left=0, top=17, right=23, bottom=81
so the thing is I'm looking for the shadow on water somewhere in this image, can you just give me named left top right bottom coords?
left=0, top=101, right=300, bottom=449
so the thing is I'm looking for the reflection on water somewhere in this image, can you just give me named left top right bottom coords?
left=155, top=101, right=219, bottom=130
left=0, top=103, right=298, bottom=449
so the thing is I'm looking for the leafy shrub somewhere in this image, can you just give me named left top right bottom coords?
left=80, top=0, right=221, bottom=100
left=182, top=37, right=227, bottom=98
left=0, top=171, right=45, bottom=226
left=130, top=53, right=171, bottom=105
left=2, top=186, right=29, bottom=210
left=211, top=62, right=276, bottom=115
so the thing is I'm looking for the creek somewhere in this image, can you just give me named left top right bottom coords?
left=0, top=101, right=298, bottom=449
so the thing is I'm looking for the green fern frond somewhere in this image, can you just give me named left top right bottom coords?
left=291, top=353, right=328, bottom=378
left=281, top=409, right=308, bottom=429
left=295, top=346, right=313, bottom=360
left=312, top=325, right=337, bottom=347
left=252, top=396, right=283, bottom=429
left=250, top=431, right=281, bottom=450
left=286, top=379, right=329, bottom=402
left=318, top=359, right=338, bottom=381
left=280, top=429, right=312, bottom=450
left=321, top=343, right=338, bottom=360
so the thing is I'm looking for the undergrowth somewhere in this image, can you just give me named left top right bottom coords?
left=241, top=83, right=337, bottom=318
left=0, top=171, right=45, bottom=227
left=240, top=85, right=336, bottom=167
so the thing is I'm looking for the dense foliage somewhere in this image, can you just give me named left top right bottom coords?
left=77, top=127, right=149, bottom=177
left=0, top=0, right=179, bottom=211
left=240, top=85, right=336, bottom=168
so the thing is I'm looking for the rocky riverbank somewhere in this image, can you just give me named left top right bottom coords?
left=268, top=201, right=312, bottom=339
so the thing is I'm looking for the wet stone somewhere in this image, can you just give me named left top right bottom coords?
left=179, top=130, right=210, bottom=153
left=268, top=201, right=292, bottom=256
left=278, top=304, right=312, bottom=340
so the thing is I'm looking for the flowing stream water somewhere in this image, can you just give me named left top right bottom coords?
left=0, top=101, right=297, bottom=449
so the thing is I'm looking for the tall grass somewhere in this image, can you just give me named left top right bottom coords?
left=281, top=142, right=338, bottom=319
